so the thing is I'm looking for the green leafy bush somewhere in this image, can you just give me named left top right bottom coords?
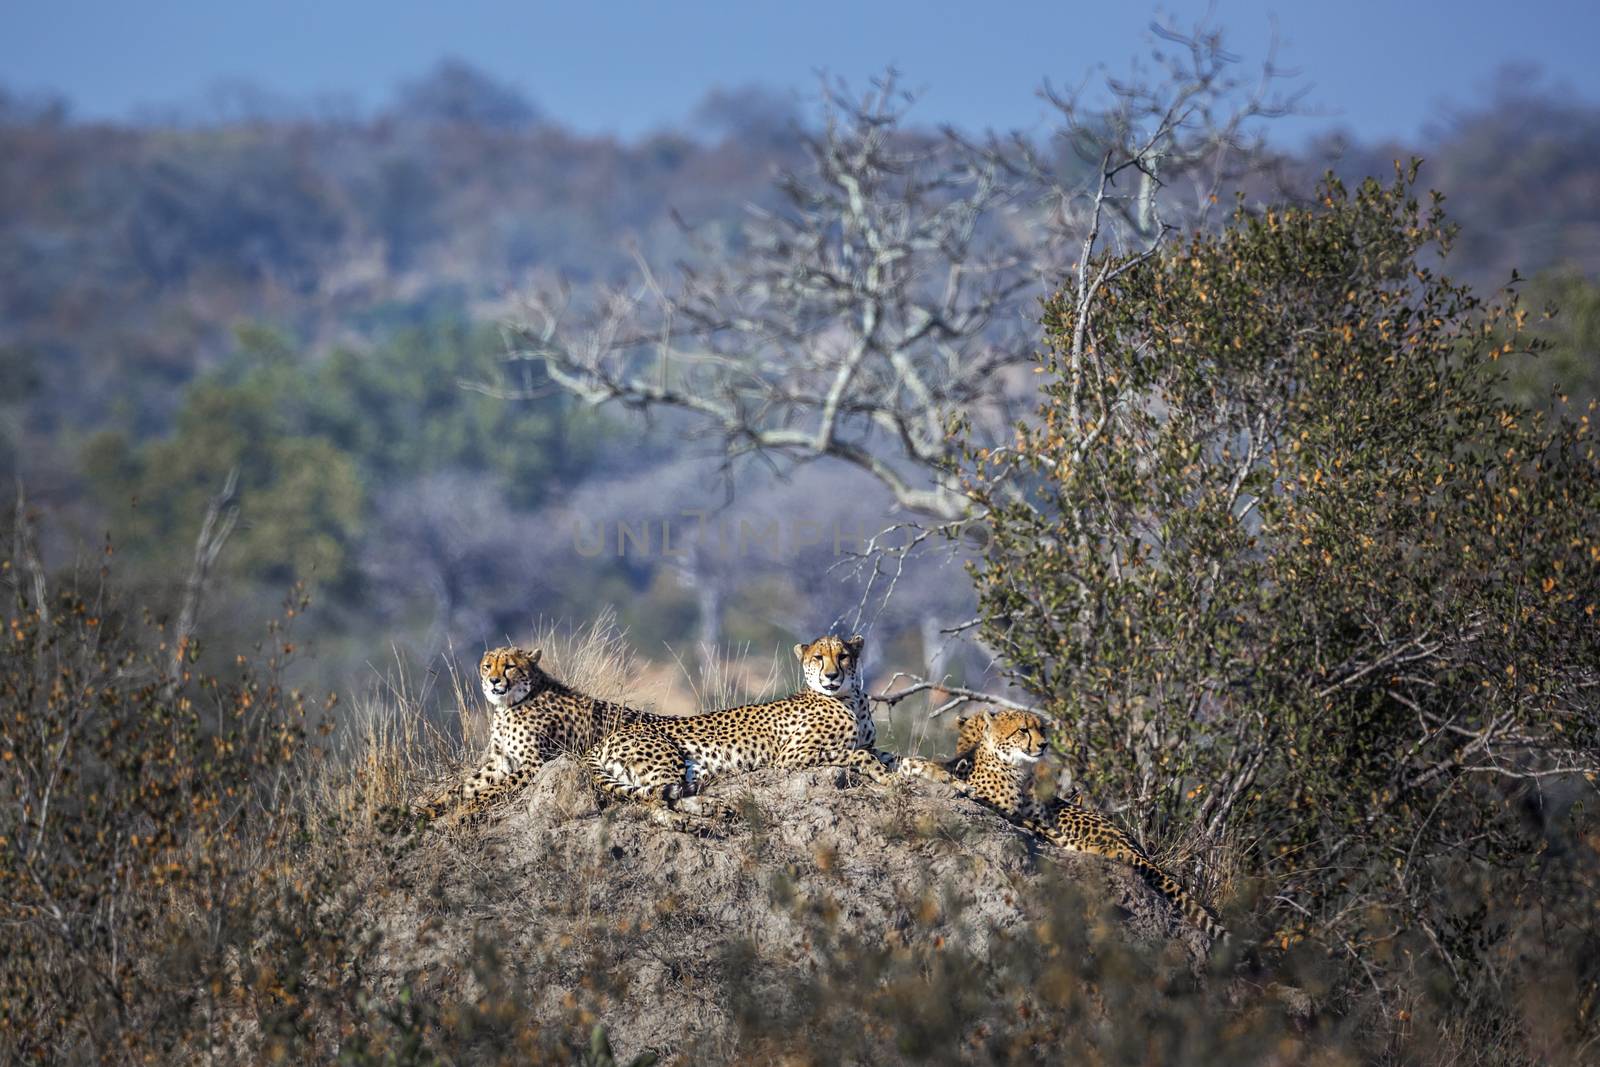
left=963, top=166, right=1600, bottom=1036
left=81, top=319, right=589, bottom=591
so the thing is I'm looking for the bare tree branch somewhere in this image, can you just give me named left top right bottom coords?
left=170, top=468, right=240, bottom=685
left=871, top=671, right=1044, bottom=717
left=12, top=480, right=49, bottom=626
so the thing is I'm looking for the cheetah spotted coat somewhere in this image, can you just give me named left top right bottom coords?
left=417, top=646, right=660, bottom=823
left=584, top=634, right=896, bottom=817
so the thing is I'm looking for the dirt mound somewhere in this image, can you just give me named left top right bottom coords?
left=378, top=759, right=1211, bottom=1062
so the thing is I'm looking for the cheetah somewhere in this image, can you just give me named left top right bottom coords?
left=904, top=709, right=1225, bottom=940
left=415, top=645, right=659, bottom=824
left=583, top=634, right=897, bottom=817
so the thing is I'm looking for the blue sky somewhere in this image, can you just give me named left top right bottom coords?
left=3, top=1, right=1597, bottom=143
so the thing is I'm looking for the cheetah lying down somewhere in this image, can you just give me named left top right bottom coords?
left=585, top=635, right=898, bottom=817
left=902, top=709, right=1225, bottom=940
left=419, top=635, right=898, bottom=825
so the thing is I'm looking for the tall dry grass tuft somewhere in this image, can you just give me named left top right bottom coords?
left=337, top=612, right=682, bottom=824
left=524, top=609, right=661, bottom=711
left=308, top=645, right=474, bottom=830
left=1152, top=822, right=1247, bottom=928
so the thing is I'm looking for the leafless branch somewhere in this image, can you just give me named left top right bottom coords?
left=871, top=671, right=1044, bottom=717
left=507, top=28, right=1295, bottom=540
left=170, top=468, right=240, bottom=685
left=13, top=480, right=49, bottom=626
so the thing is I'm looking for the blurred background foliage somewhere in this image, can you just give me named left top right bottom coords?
left=3, top=59, right=1596, bottom=706
left=79, top=320, right=586, bottom=584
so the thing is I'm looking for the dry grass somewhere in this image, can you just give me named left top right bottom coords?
left=657, top=638, right=788, bottom=716
left=312, top=650, right=469, bottom=826
left=524, top=609, right=662, bottom=711
left=880, top=702, right=962, bottom=764
left=341, top=613, right=662, bottom=821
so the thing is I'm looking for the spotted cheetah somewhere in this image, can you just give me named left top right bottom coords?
left=584, top=634, right=896, bottom=817
left=905, top=709, right=1224, bottom=940
left=415, top=646, right=659, bottom=823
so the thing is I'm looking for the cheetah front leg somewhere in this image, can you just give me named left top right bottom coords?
left=843, top=746, right=897, bottom=782
left=897, top=756, right=966, bottom=787
left=773, top=727, right=896, bottom=782
left=802, top=745, right=895, bottom=783
left=414, top=743, right=534, bottom=826
left=456, top=758, right=537, bottom=819
left=864, top=746, right=902, bottom=773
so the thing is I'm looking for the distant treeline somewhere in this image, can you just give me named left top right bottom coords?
left=3, top=65, right=1595, bottom=460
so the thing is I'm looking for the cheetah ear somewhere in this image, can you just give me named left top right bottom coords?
left=793, top=643, right=807, bottom=662
left=845, top=634, right=865, bottom=656
left=523, top=646, right=543, bottom=666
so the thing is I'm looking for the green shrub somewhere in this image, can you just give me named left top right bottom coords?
left=963, top=165, right=1600, bottom=1046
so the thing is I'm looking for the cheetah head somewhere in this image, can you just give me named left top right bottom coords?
left=480, top=646, right=542, bottom=709
left=964, top=709, right=1048, bottom=766
left=794, top=634, right=865, bottom=698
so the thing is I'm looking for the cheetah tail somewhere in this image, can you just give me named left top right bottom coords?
left=1129, top=856, right=1227, bottom=943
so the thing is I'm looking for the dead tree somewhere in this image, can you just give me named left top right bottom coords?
left=506, top=19, right=1299, bottom=712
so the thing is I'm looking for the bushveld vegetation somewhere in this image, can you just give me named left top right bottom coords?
left=3, top=23, right=1599, bottom=1066
left=4, top=175, right=1597, bottom=1062
left=2, top=565, right=1594, bottom=1064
